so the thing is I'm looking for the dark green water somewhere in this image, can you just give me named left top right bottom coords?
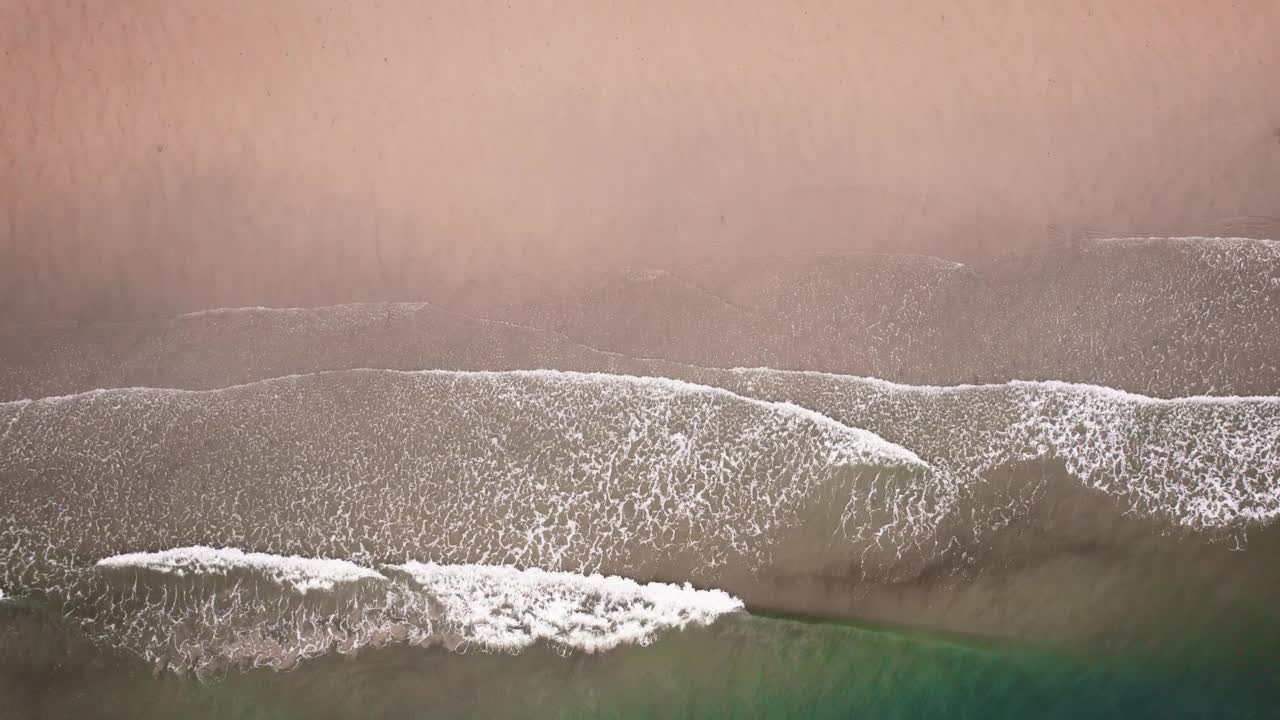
left=3, top=598, right=1276, bottom=720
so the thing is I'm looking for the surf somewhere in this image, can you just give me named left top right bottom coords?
left=84, top=546, right=743, bottom=675
left=2, top=367, right=1277, bottom=658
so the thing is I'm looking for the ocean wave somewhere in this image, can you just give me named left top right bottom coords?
left=96, top=546, right=384, bottom=593
left=86, top=547, right=742, bottom=674
left=0, top=369, right=941, bottom=605
left=387, top=561, right=743, bottom=653
left=1090, top=235, right=1277, bottom=251
left=2, top=368, right=1276, bottom=651
left=176, top=302, right=432, bottom=320
left=704, top=368, right=1280, bottom=530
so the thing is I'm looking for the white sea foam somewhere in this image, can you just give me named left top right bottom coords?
left=176, top=302, right=430, bottom=319
left=96, top=546, right=383, bottom=593
left=3, top=364, right=1273, bottom=622
left=1092, top=236, right=1277, bottom=249
left=83, top=548, right=742, bottom=674
left=5, top=368, right=929, bottom=469
left=717, top=367, right=1280, bottom=529
left=390, top=561, right=744, bottom=654
left=0, top=366, right=953, bottom=638
left=728, top=368, right=1280, bottom=403
left=489, top=369, right=929, bottom=467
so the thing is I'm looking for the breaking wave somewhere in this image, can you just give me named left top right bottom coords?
left=0, top=370, right=940, bottom=609
left=2, top=367, right=1277, bottom=667
left=87, top=546, right=741, bottom=675
left=696, top=369, right=1280, bottom=530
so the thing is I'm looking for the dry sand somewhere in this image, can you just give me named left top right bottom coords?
left=1, top=0, right=1278, bottom=320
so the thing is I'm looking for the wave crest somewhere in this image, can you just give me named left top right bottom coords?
left=88, top=547, right=742, bottom=675
left=0, top=369, right=936, bottom=605
left=711, top=369, right=1280, bottom=530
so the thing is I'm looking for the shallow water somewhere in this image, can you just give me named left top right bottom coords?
left=1, top=240, right=1277, bottom=716
left=3, top=600, right=1277, bottom=720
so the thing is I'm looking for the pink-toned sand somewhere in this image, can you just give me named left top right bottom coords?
left=1, top=0, right=1277, bottom=320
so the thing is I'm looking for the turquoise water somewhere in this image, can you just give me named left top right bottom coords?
left=4, top=600, right=1276, bottom=719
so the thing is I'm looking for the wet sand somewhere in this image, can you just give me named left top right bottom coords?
left=3, top=240, right=1278, bottom=400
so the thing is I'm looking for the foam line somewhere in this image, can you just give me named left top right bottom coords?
left=97, top=546, right=383, bottom=593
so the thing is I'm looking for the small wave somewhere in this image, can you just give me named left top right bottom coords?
left=176, top=302, right=431, bottom=319
left=711, top=368, right=1280, bottom=529
left=96, top=546, right=383, bottom=593
left=87, top=548, right=742, bottom=674
left=1089, top=236, right=1277, bottom=250
left=8, top=368, right=929, bottom=469
left=388, top=561, right=743, bottom=654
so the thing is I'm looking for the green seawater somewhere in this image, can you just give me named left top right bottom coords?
left=3, top=600, right=1277, bottom=719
